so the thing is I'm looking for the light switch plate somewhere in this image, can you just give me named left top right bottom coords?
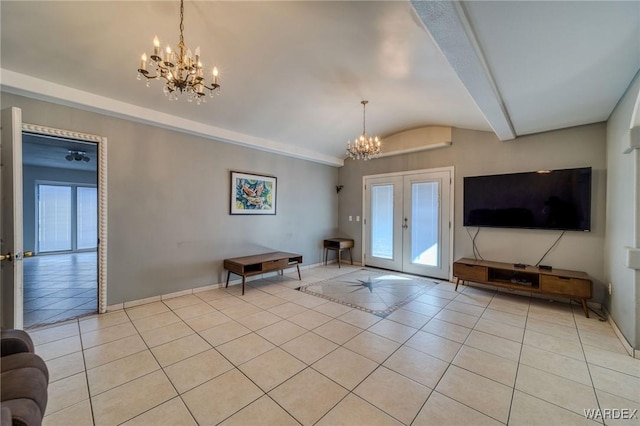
left=625, top=247, right=640, bottom=270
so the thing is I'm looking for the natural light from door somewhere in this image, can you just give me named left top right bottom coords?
left=411, top=181, right=439, bottom=266
left=371, top=184, right=394, bottom=259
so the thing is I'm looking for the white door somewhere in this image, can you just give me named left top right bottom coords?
left=364, top=176, right=403, bottom=271
left=364, top=169, right=452, bottom=279
left=1, top=107, right=24, bottom=329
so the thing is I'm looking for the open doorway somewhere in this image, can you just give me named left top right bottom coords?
left=22, top=134, right=98, bottom=327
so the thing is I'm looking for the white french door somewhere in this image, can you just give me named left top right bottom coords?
left=364, top=168, right=452, bottom=279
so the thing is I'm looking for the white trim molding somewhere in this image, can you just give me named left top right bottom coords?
left=3, top=69, right=343, bottom=167
left=22, top=123, right=108, bottom=314
left=604, top=306, right=640, bottom=359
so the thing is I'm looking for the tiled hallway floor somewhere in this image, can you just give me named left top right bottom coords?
left=24, top=252, right=98, bottom=328
left=31, top=264, right=639, bottom=426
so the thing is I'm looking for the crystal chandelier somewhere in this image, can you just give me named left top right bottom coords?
left=346, top=100, right=381, bottom=161
left=137, top=0, right=220, bottom=104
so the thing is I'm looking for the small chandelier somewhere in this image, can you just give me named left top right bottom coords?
left=137, top=0, right=220, bottom=104
left=346, top=100, right=381, bottom=161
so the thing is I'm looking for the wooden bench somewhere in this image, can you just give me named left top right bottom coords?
left=223, top=251, right=303, bottom=295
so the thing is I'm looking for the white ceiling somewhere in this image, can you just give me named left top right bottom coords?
left=1, top=1, right=638, bottom=167
left=22, top=134, right=98, bottom=172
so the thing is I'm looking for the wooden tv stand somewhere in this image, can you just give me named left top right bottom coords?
left=453, top=258, right=593, bottom=317
left=224, top=252, right=302, bottom=295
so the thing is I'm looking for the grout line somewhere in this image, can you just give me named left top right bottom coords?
left=75, top=318, right=97, bottom=426
left=505, top=291, right=530, bottom=425
left=574, top=306, right=607, bottom=426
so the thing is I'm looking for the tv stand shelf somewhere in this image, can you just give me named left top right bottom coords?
left=453, top=258, right=592, bottom=317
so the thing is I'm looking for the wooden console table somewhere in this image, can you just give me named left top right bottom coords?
left=453, top=258, right=593, bottom=317
left=323, top=238, right=354, bottom=268
left=223, top=252, right=302, bottom=295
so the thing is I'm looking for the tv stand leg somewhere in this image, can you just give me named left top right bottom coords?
left=226, top=271, right=231, bottom=288
left=580, top=299, right=589, bottom=318
left=455, top=278, right=460, bottom=291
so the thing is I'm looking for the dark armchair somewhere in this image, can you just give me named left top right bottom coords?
left=1, top=329, right=49, bottom=426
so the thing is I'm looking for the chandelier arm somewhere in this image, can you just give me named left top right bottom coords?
left=201, top=82, right=221, bottom=91
left=138, top=70, right=160, bottom=80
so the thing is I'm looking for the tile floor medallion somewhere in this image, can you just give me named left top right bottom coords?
left=296, top=268, right=442, bottom=317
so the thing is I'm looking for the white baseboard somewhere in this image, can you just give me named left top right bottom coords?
left=123, top=295, right=161, bottom=309
left=603, top=306, right=639, bottom=359
left=106, top=303, right=123, bottom=312
left=193, top=283, right=220, bottom=293
left=161, top=288, right=194, bottom=300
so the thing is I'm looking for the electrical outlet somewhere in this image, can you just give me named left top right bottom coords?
left=608, top=282, right=612, bottom=296
left=356, top=216, right=360, bottom=222
left=348, top=216, right=352, bottom=222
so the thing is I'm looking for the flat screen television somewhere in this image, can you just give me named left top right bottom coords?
left=463, top=167, right=592, bottom=231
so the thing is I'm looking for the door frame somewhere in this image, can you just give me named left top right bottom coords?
left=361, top=166, right=454, bottom=281
left=22, top=123, right=108, bottom=314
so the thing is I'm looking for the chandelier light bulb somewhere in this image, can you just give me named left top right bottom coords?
left=153, top=36, right=160, bottom=57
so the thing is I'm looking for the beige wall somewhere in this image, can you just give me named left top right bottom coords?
left=605, top=71, right=640, bottom=349
left=2, top=93, right=339, bottom=305
left=339, top=124, right=607, bottom=301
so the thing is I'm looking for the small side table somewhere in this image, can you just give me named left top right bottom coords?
left=323, top=238, right=354, bottom=268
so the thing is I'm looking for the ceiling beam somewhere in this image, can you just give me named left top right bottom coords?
left=411, top=1, right=516, bottom=141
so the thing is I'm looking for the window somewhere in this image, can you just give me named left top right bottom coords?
left=77, top=187, right=98, bottom=249
left=37, top=184, right=97, bottom=253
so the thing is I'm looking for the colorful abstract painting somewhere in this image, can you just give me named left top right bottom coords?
left=230, top=171, right=276, bottom=215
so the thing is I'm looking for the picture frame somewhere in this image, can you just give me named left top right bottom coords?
left=230, top=171, right=277, bottom=215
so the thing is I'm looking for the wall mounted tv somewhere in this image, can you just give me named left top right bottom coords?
left=463, top=167, right=592, bottom=231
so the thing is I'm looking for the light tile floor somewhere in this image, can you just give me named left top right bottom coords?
left=24, top=252, right=98, bottom=328
left=31, top=264, right=640, bottom=426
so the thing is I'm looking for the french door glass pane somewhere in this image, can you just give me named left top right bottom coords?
left=371, top=184, right=394, bottom=259
left=411, top=181, right=439, bottom=266
left=38, top=185, right=72, bottom=252
left=77, top=187, right=98, bottom=249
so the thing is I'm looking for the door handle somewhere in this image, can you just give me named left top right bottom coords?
left=402, top=218, right=408, bottom=229
left=2, top=252, right=34, bottom=261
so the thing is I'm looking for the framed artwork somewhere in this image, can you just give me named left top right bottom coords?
left=230, top=171, right=277, bottom=215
